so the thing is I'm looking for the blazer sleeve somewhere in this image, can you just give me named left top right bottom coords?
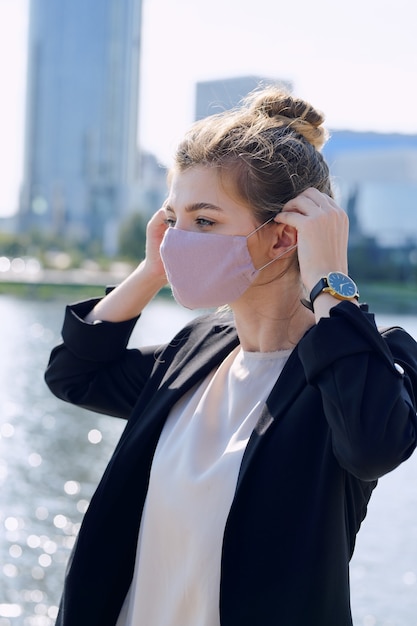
left=44, top=298, right=166, bottom=419
left=298, top=301, right=417, bottom=481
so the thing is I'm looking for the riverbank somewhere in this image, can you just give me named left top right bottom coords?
left=358, top=282, right=417, bottom=314
left=0, top=268, right=415, bottom=312
left=0, top=266, right=173, bottom=302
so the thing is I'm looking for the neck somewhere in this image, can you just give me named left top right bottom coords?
left=231, top=281, right=315, bottom=353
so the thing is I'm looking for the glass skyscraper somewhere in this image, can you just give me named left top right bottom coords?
left=19, top=0, right=142, bottom=252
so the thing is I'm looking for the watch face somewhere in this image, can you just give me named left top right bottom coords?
left=327, top=272, right=357, bottom=297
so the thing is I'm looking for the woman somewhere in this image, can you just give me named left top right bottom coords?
left=45, top=86, right=417, bottom=626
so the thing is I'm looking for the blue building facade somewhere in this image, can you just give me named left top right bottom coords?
left=195, top=76, right=292, bottom=121
left=19, top=0, right=142, bottom=252
left=323, top=131, right=417, bottom=246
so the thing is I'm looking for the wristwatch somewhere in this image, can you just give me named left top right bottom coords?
left=302, top=272, right=359, bottom=311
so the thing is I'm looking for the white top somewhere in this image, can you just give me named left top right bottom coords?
left=116, top=346, right=291, bottom=626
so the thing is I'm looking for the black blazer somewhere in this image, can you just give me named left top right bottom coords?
left=45, top=299, right=417, bottom=626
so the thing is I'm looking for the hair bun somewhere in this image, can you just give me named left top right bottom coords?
left=245, top=86, right=329, bottom=150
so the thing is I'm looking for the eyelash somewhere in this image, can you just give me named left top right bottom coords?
left=163, top=217, right=216, bottom=228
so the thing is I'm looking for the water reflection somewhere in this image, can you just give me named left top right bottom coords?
left=0, top=295, right=194, bottom=625
left=1, top=295, right=417, bottom=625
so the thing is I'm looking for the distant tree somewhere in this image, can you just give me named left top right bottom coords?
left=0, top=232, right=27, bottom=257
left=118, top=212, right=147, bottom=261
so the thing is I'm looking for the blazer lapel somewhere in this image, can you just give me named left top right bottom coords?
left=235, top=347, right=307, bottom=492
left=122, top=317, right=240, bottom=445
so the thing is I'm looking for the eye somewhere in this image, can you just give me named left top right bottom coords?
left=195, top=217, right=215, bottom=228
left=163, top=217, right=176, bottom=227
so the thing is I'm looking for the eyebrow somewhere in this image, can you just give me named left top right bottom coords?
left=164, top=202, right=223, bottom=214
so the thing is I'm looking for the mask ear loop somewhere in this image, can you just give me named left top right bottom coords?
left=256, top=243, right=298, bottom=271
left=246, top=216, right=297, bottom=270
left=246, top=216, right=276, bottom=238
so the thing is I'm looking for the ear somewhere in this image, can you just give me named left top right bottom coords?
left=270, top=223, right=297, bottom=255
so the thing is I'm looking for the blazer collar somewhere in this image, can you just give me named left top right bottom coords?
left=156, top=316, right=240, bottom=394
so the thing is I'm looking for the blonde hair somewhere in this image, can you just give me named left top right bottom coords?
left=174, top=85, right=332, bottom=222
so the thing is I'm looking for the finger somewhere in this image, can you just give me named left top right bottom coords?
left=300, top=187, right=326, bottom=205
left=279, top=195, right=323, bottom=218
left=280, top=191, right=344, bottom=222
left=274, top=210, right=305, bottom=228
left=155, top=207, right=169, bottom=223
left=301, top=188, right=345, bottom=214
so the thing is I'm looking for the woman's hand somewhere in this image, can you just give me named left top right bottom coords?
left=84, top=209, right=169, bottom=323
left=141, top=207, right=169, bottom=283
left=277, top=188, right=350, bottom=294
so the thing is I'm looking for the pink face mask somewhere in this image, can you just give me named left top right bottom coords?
left=160, top=219, right=297, bottom=309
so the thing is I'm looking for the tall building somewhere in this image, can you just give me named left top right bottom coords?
left=323, top=131, right=417, bottom=246
left=195, top=76, right=292, bottom=121
left=19, top=0, right=142, bottom=253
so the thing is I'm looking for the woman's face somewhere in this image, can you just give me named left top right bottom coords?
left=164, top=165, right=258, bottom=236
left=164, top=165, right=279, bottom=274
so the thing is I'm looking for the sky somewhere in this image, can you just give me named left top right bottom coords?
left=0, top=0, right=416, bottom=217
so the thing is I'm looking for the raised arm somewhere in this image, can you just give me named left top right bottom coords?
left=45, top=209, right=170, bottom=418
left=85, top=208, right=169, bottom=323
left=299, top=302, right=417, bottom=480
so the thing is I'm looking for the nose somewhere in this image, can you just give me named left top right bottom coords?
left=172, top=219, right=195, bottom=232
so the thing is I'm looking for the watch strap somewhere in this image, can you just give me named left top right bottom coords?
left=309, top=278, right=329, bottom=308
left=300, top=277, right=328, bottom=312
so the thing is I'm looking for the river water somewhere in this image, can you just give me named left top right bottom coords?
left=0, top=295, right=417, bottom=626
